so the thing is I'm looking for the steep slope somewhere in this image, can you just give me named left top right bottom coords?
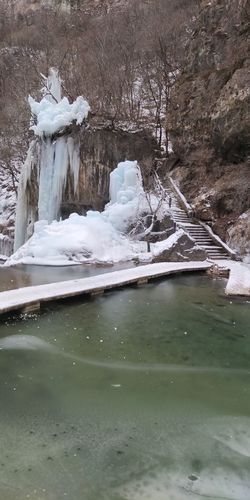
left=168, top=0, right=250, bottom=259
left=10, top=0, right=129, bottom=16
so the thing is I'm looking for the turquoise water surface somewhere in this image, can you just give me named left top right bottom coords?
left=0, top=274, right=249, bottom=499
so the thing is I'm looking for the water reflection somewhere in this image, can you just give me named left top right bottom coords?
left=0, top=261, right=135, bottom=292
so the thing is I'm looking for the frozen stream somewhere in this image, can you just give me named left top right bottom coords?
left=0, top=275, right=249, bottom=499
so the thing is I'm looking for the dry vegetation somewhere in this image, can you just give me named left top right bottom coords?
left=0, top=0, right=198, bottom=184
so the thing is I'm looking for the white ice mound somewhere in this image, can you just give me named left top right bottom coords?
left=29, top=95, right=90, bottom=137
left=28, top=67, right=90, bottom=137
left=7, top=161, right=149, bottom=266
left=109, top=160, right=143, bottom=205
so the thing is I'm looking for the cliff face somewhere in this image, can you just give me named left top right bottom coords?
left=168, top=0, right=250, bottom=257
left=14, top=123, right=157, bottom=250
left=62, top=125, right=157, bottom=217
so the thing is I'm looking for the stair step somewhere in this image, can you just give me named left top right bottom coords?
left=205, top=251, right=228, bottom=255
left=207, top=253, right=229, bottom=257
left=207, top=252, right=229, bottom=255
left=188, top=229, right=209, bottom=232
left=188, top=229, right=208, bottom=232
left=201, top=245, right=223, bottom=248
left=208, top=256, right=230, bottom=260
left=163, top=181, right=233, bottom=258
left=196, top=242, right=218, bottom=245
left=196, top=239, right=218, bottom=242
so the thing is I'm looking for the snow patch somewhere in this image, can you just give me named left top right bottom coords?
left=152, top=230, right=185, bottom=257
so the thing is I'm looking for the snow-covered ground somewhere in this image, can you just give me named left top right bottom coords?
left=215, top=260, right=250, bottom=297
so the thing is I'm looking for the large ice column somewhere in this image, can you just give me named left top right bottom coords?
left=38, top=137, right=80, bottom=223
left=14, top=68, right=89, bottom=251
left=109, top=161, right=143, bottom=205
left=14, top=140, right=38, bottom=251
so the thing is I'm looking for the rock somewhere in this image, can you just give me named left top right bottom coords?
left=62, top=125, right=157, bottom=215
left=22, top=124, right=158, bottom=220
left=168, top=0, right=250, bottom=161
left=167, top=0, right=250, bottom=245
left=153, top=230, right=207, bottom=263
left=192, top=191, right=215, bottom=222
left=0, top=233, right=13, bottom=257
left=15, top=123, right=158, bottom=248
left=227, top=210, right=250, bottom=260
left=148, top=214, right=176, bottom=243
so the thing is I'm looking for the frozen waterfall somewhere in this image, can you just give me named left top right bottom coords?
left=14, top=69, right=90, bottom=251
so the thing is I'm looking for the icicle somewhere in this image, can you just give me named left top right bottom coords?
left=0, top=234, right=13, bottom=257
left=14, top=68, right=88, bottom=251
left=68, top=137, right=80, bottom=194
left=14, top=140, right=37, bottom=251
left=109, top=161, right=143, bottom=205
left=38, top=137, right=69, bottom=222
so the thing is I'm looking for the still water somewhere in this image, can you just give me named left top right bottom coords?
left=0, top=274, right=249, bottom=499
left=0, top=262, right=135, bottom=292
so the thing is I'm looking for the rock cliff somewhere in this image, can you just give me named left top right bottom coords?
left=168, top=0, right=250, bottom=259
left=14, top=121, right=157, bottom=250
left=62, top=124, right=157, bottom=217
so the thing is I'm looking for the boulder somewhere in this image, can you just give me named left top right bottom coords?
left=153, top=229, right=207, bottom=263
left=227, top=210, right=250, bottom=260
left=148, top=214, right=176, bottom=243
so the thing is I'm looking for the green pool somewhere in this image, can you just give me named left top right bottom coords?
left=0, top=274, right=249, bottom=499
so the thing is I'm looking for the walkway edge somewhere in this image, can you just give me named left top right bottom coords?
left=0, top=262, right=211, bottom=315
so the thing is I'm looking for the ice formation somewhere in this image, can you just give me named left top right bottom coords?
left=29, top=68, right=90, bottom=137
left=10, top=160, right=151, bottom=265
left=14, top=69, right=89, bottom=251
left=109, top=160, right=143, bottom=205
left=12, top=69, right=170, bottom=265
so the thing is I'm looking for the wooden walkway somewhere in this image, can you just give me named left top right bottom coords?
left=0, top=262, right=211, bottom=316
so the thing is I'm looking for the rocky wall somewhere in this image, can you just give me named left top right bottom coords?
left=167, top=0, right=250, bottom=258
